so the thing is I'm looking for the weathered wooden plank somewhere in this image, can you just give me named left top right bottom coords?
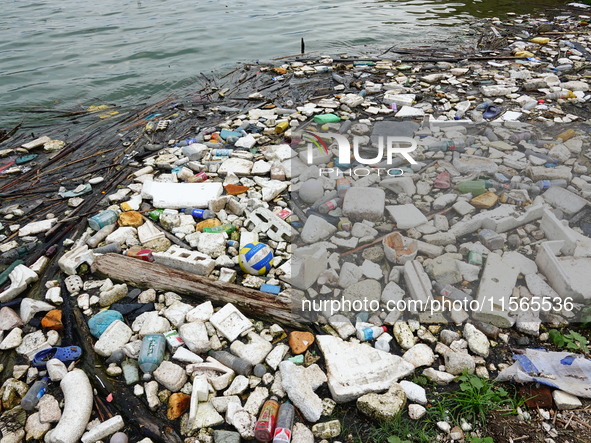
left=91, top=253, right=305, bottom=328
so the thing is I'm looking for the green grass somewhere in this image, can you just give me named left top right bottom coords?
left=549, top=329, right=590, bottom=354
left=366, top=410, right=438, bottom=443
left=436, top=373, right=527, bottom=427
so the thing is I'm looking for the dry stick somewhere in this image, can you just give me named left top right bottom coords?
left=41, top=147, right=119, bottom=176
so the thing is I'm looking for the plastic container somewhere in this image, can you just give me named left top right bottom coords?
left=456, top=180, right=494, bottom=196
left=202, top=224, right=236, bottom=234
left=208, top=350, right=253, bottom=376
left=21, top=377, right=49, bottom=411
left=88, top=210, right=118, bottom=231
left=138, top=334, right=166, bottom=375
left=273, top=401, right=295, bottom=443
left=356, top=325, right=387, bottom=342
left=182, top=208, right=215, bottom=220
left=254, top=396, right=280, bottom=442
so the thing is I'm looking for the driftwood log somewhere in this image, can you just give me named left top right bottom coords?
left=91, top=253, right=306, bottom=328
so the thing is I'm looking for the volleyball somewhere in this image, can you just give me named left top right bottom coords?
left=239, top=242, right=274, bottom=275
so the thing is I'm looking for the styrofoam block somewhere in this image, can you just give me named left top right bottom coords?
left=536, top=241, right=591, bottom=301
left=142, top=182, right=223, bottom=209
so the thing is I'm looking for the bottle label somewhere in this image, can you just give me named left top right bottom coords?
left=36, top=386, right=46, bottom=400
left=192, top=209, right=205, bottom=218
left=362, top=328, right=374, bottom=341
left=273, top=428, right=292, bottom=442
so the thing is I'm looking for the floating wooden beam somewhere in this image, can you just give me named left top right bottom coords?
left=91, top=253, right=305, bottom=328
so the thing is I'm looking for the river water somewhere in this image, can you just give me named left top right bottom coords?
left=0, top=0, right=567, bottom=126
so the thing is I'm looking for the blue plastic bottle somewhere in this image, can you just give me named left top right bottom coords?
left=138, top=334, right=166, bottom=375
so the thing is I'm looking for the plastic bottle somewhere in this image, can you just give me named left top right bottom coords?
left=187, top=171, right=209, bottom=183
left=138, top=334, right=166, bottom=375
left=126, top=246, right=154, bottom=262
left=182, top=208, right=215, bottom=220
left=208, top=350, right=253, bottom=376
left=523, top=149, right=554, bottom=163
left=175, top=138, right=199, bottom=147
left=433, top=172, right=451, bottom=189
left=254, top=396, right=280, bottom=442
left=336, top=178, right=352, bottom=197
left=433, top=282, right=472, bottom=302
left=425, top=140, right=464, bottom=152
left=545, top=91, right=575, bottom=100
left=318, top=198, right=342, bottom=214
left=88, top=210, right=118, bottom=231
left=456, top=180, right=494, bottom=196
left=556, top=129, right=576, bottom=143
left=483, top=128, right=498, bottom=142
left=212, top=149, right=233, bottom=157
left=202, top=223, right=236, bottom=234
left=21, top=377, right=49, bottom=411
left=148, top=209, right=164, bottom=222
left=509, top=132, right=535, bottom=143
left=356, top=325, right=387, bottom=342
left=535, top=179, right=568, bottom=191
left=0, top=241, right=37, bottom=264
left=273, top=401, right=295, bottom=443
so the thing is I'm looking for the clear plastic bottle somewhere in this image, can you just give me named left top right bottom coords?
left=545, top=91, right=575, bottom=100
left=456, top=180, right=494, bottom=196
left=208, top=350, right=253, bottom=376
left=182, top=208, right=215, bottom=220
left=138, top=334, right=166, bottom=375
left=356, top=326, right=387, bottom=342
left=254, top=396, right=280, bottom=442
left=273, top=401, right=295, bottom=443
left=21, top=377, right=49, bottom=411
left=433, top=282, right=472, bottom=302
left=535, top=179, right=568, bottom=191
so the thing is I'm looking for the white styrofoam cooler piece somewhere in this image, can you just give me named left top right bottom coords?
left=142, top=182, right=224, bottom=209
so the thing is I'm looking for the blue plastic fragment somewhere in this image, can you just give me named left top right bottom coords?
left=88, top=310, right=124, bottom=338
left=260, top=284, right=280, bottom=295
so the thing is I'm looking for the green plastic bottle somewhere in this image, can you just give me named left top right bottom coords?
left=313, top=113, right=341, bottom=124
left=202, top=223, right=236, bottom=234
left=456, top=180, right=494, bottom=196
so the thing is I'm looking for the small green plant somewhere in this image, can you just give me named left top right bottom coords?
left=367, top=411, right=437, bottom=443
left=548, top=329, right=589, bottom=354
left=438, top=373, right=524, bottom=426
left=467, top=437, right=494, bottom=443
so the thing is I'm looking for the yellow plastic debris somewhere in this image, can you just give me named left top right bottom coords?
left=87, top=105, right=119, bottom=119
left=513, top=50, right=535, bottom=58
left=530, top=37, right=551, bottom=45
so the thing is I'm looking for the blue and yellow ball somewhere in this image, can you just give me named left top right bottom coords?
left=239, top=242, right=274, bottom=275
